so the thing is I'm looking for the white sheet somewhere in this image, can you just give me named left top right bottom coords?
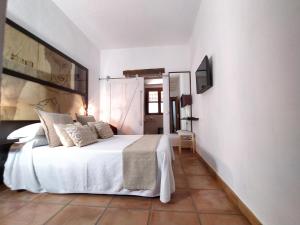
left=4, top=135, right=175, bottom=203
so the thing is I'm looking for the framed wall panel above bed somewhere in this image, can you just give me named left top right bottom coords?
left=0, top=18, right=88, bottom=121
left=1, top=74, right=85, bottom=120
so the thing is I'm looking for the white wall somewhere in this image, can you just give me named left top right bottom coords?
left=6, top=0, right=100, bottom=118
left=100, top=45, right=190, bottom=77
left=190, top=1, right=300, bottom=225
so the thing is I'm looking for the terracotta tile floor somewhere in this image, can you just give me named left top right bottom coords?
left=0, top=149, right=251, bottom=225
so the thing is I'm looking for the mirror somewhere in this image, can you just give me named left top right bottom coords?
left=169, top=72, right=192, bottom=133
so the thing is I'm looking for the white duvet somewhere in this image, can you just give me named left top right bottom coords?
left=4, top=135, right=175, bottom=203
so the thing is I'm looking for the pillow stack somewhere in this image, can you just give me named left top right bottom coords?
left=38, top=111, right=115, bottom=147
left=37, top=110, right=100, bottom=147
left=8, top=110, right=116, bottom=148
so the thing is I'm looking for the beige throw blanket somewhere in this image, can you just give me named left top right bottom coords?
left=123, top=135, right=162, bottom=190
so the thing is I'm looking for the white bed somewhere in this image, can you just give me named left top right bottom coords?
left=4, top=135, right=175, bottom=203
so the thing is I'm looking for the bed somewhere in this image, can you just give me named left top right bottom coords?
left=4, top=135, right=175, bottom=203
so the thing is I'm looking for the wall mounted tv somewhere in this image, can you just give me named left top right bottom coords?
left=196, top=55, right=213, bottom=94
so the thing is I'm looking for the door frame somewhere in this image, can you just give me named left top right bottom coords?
left=168, top=71, right=192, bottom=133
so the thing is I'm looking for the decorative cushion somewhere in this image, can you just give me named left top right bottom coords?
left=88, top=121, right=114, bottom=139
left=36, top=110, right=73, bottom=147
left=64, top=125, right=98, bottom=147
left=54, top=124, right=76, bottom=147
left=87, top=124, right=99, bottom=138
left=76, top=114, right=96, bottom=125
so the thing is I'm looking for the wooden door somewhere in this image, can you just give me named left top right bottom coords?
left=99, top=77, right=144, bottom=134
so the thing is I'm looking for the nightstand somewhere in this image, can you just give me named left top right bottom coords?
left=0, top=139, right=19, bottom=145
left=0, top=139, right=18, bottom=184
left=177, top=130, right=196, bottom=154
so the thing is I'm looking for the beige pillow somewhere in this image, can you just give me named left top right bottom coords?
left=36, top=110, right=73, bottom=147
left=88, top=121, right=114, bottom=139
left=87, top=124, right=99, bottom=138
left=53, top=123, right=80, bottom=147
left=76, top=114, right=96, bottom=125
left=64, top=125, right=97, bottom=147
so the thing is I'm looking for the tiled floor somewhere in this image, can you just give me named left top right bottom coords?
left=0, top=149, right=251, bottom=225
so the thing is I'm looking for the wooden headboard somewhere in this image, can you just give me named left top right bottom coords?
left=0, top=121, right=38, bottom=139
left=0, top=18, right=90, bottom=183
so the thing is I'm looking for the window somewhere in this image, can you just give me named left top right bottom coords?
left=145, top=88, right=163, bottom=114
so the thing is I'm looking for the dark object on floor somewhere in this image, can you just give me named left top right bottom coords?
left=157, top=127, right=163, bottom=134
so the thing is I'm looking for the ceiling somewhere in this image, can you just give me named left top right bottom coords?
left=52, top=0, right=201, bottom=50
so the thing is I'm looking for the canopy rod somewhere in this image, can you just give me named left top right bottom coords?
left=99, top=75, right=169, bottom=80
left=98, top=77, right=127, bottom=80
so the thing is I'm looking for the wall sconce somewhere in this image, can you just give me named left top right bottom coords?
left=79, top=106, right=86, bottom=115
left=87, top=104, right=95, bottom=116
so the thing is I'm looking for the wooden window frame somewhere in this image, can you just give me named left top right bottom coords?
left=145, top=88, right=163, bottom=115
left=123, top=68, right=165, bottom=77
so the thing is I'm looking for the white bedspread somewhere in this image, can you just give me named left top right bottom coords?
left=4, top=135, right=175, bottom=203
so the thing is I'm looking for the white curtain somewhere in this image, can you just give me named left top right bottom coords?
left=100, top=77, right=144, bottom=134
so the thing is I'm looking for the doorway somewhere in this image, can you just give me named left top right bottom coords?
left=99, top=77, right=144, bottom=134
left=144, top=79, right=164, bottom=134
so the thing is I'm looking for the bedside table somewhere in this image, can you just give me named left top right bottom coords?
left=0, top=139, right=18, bottom=184
left=177, top=130, right=196, bottom=154
left=0, top=139, right=19, bottom=145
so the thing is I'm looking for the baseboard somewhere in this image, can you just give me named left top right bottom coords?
left=195, top=152, right=262, bottom=225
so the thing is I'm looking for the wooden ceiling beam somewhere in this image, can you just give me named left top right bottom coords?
left=123, top=68, right=165, bottom=78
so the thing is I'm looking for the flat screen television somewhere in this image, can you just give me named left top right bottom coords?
left=196, top=55, right=212, bottom=94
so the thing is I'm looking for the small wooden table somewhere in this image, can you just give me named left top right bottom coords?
left=177, top=130, right=196, bottom=154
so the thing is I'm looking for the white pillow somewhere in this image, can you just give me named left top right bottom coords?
left=7, top=123, right=45, bottom=143
left=32, top=136, right=49, bottom=148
